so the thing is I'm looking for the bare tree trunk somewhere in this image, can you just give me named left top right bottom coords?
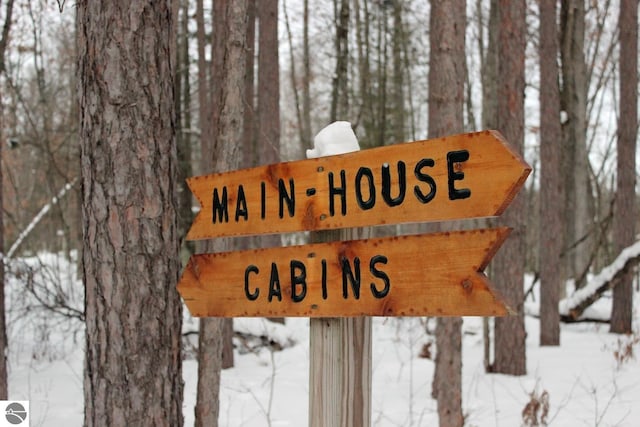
left=538, top=0, right=563, bottom=346
left=480, top=0, right=498, bottom=371
left=330, top=0, right=350, bottom=122
left=205, top=0, right=235, bottom=372
left=429, top=1, right=466, bottom=425
left=195, top=0, right=211, bottom=176
left=391, top=1, right=405, bottom=143
left=0, top=0, right=15, bottom=400
left=0, top=86, right=7, bottom=402
left=177, top=0, right=194, bottom=257
left=258, top=0, right=280, bottom=192
left=493, top=0, right=527, bottom=376
left=610, top=0, right=637, bottom=334
left=243, top=0, right=256, bottom=170
left=481, top=0, right=499, bottom=131
left=283, top=0, right=305, bottom=151
left=257, top=0, right=284, bottom=325
left=375, top=7, right=388, bottom=148
left=354, top=0, right=373, bottom=147
left=302, top=0, right=312, bottom=146
left=195, top=2, right=248, bottom=425
left=194, top=4, right=217, bottom=420
left=560, top=0, right=592, bottom=287
left=78, top=2, right=183, bottom=425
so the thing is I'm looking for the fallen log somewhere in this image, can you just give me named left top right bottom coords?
left=560, top=240, right=640, bottom=322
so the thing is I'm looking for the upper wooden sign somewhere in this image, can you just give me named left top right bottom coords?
left=178, top=228, right=512, bottom=317
left=186, top=130, right=531, bottom=240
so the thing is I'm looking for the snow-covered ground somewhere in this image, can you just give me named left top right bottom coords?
left=6, top=252, right=640, bottom=426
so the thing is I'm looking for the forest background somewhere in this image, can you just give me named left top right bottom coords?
left=0, top=0, right=638, bottom=426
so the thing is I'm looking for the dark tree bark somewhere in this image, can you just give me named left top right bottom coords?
left=391, top=1, right=405, bottom=143
left=538, top=0, right=563, bottom=346
left=243, top=0, right=256, bottom=170
left=0, top=77, right=6, bottom=403
left=481, top=0, right=499, bottom=131
left=0, top=0, right=15, bottom=401
left=195, top=0, right=211, bottom=175
left=176, top=0, right=194, bottom=257
left=203, top=0, right=235, bottom=373
left=78, top=2, right=183, bottom=425
left=302, top=0, right=312, bottom=146
left=257, top=0, right=284, bottom=324
left=493, top=0, right=527, bottom=376
left=560, top=0, right=592, bottom=287
left=330, top=0, right=350, bottom=122
left=258, top=0, right=280, bottom=167
left=610, top=0, right=637, bottom=334
left=429, top=1, right=466, bottom=425
left=480, top=0, right=498, bottom=372
left=195, top=2, right=248, bottom=425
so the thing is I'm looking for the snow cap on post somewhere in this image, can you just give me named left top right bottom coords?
left=306, top=121, right=360, bottom=159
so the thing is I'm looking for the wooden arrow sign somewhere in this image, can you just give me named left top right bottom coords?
left=178, top=227, right=512, bottom=317
left=186, top=130, right=530, bottom=240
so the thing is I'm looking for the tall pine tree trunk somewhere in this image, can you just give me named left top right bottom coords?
left=330, top=0, right=350, bottom=122
left=0, top=0, right=15, bottom=400
left=560, top=0, right=592, bottom=287
left=78, top=2, right=183, bottom=425
left=480, top=0, right=499, bottom=372
left=195, top=0, right=211, bottom=175
left=429, top=1, right=466, bottom=425
left=391, top=1, right=405, bottom=144
left=538, top=0, right=563, bottom=346
left=257, top=0, right=284, bottom=325
left=302, top=0, right=312, bottom=146
left=610, top=0, right=637, bottom=334
left=176, top=0, right=194, bottom=258
left=0, top=86, right=6, bottom=402
left=195, top=2, right=248, bottom=425
left=493, top=0, right=527, bottom=376
left=243, top=0, right=256, bottom=170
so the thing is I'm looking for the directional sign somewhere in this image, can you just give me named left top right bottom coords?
left=186, top=130, right=530, bottom=240
left=178, top=227, right=512, bottom=317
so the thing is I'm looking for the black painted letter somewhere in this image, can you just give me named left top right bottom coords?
left=260, top=181, right=266, bottom=219
left=212, top=186, right=229, bottom=223
left=268, top=263, right=282, bottom=302
left=235, top=185, right=248, bottom=221
left=382, top=161, right=407, bottom=206
left=355, top=167, right=376, bottom=210
left=290, top=260, right=307, bottom=303
left=278, top=178, right=296, bottom=218
left=329, top=170, right=347, bottom=216
left=369, top=255, right=390, bottom=298
left=414, top=158, right=437, bottom=203
left=447, top=150, right=471, bottom=200
left=321, top=259, right=328, bottom=300
left=244, top=265, right=259, bottom=300
left=341, top=256, right=361, bottom=299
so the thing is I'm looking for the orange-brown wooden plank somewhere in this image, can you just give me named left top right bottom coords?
left=178, top=227, right=512, bottom=317
left=186, top=130, right=531, bottom=240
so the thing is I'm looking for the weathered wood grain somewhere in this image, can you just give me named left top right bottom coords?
left=177, top=227, right=512, bottom=317
left=186, top=130, right=531, bottom=239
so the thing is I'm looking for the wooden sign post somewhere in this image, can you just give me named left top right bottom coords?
left=177, top=130, right=531, bottom=426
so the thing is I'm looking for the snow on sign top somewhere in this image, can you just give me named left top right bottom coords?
left=306, top=121, right=360, bottom=158
left=185, top=129, right=531, bottom=240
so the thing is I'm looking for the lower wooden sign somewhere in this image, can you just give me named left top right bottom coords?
left=178, top=228, right=512, bottom=317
